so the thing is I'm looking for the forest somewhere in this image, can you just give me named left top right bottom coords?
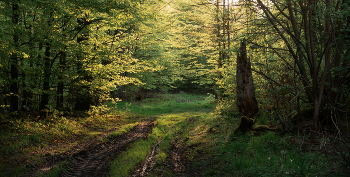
left=0, top=0, right=349, bottom=176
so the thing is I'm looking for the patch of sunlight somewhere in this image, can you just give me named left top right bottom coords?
left=88, top=131, right=101, bottom=136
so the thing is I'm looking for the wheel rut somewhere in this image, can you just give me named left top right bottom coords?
left=59, top=121, right=156, bottom=177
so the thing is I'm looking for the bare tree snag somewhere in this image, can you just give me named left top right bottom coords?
left=236, top=38, right=259, bottom=118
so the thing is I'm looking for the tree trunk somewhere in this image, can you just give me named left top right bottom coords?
left=56, top=50, right=66, bottom=109
left=216, top=0, right=223, bottom=68
left=74, top=17, right=92, bottom=111
left=10, top=0, right=20, bottom=112
left=236, top=39, right=259, bottom=118
left=39, top=43, right=51, bottom=110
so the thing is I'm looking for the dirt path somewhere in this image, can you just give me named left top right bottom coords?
left=58, top=121, right=156, bottom=177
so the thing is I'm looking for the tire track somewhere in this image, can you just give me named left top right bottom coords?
left=59, top=121, right=156, bottom=177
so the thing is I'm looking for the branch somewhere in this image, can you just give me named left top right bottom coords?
left=251, top=68, right=282, bottom=87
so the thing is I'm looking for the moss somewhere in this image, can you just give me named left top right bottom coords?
left=291, top=107, right=314, bottom=124
left=252, top=125, right=278, bottom=132
left=234, top=116, right=255, bottom=135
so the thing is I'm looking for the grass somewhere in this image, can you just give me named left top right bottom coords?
left=0, top=104, right=144, bottom=176
left=39, top=161, right=69, bottom=177
left=1, top=93, right=346, bottom=176
left=189, top=129, right=343, bottom=177
left=110, top=139, right=155, bottom=177
left=109, top=93, right=216, bottom=177
left=109, top=93, right=345, bottom=176
left=106, top=122, right=140, bottom=140
left=113, top=93, right=216, bottom=116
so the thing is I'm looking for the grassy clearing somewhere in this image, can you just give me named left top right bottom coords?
left=109, top=93, right=216, bottom=176
left=110, top=93, right=345, bottom=176
left=113, top=93, right=216, bottom=116
left=1, top=93, right=346, bottom=176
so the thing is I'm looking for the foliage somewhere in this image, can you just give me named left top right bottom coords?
left=1, top=0, right=349, bottom=175
left=0, top=0, right=162, bottom=114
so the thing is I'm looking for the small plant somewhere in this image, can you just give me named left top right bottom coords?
left=204, top=93, right=216, bottom=104
left=107, top=123, right=139, bottom=139
left=214, top=99, right=237, bottom=119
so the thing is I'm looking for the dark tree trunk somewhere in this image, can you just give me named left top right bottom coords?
left=39, top=43, right=51, bottom=110
left=40, top=11, right=54, bottom=111
left=10, top=0, right=20, bottom=112
left=74, top=61, right=92, bottom=111
left=216, top=0, right=223, bottom=68
left=56, top=50, right=66, bottom=109
left=74, top=17, right=92, bottom=111
left=236, top=39, right=259, bottom=118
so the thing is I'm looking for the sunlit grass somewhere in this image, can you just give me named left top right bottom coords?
left=109, top=139, right=154, bottom=177
left=114, top=93, right=215, bottom=116
left=109, top=112, right=206, bottom=177
left=109, top=93, right=215, bottom=177
left=106, top=122, right=139, bottom=140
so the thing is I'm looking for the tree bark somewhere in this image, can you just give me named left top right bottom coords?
left=39, top=42, right=51, bottom=110
left=74, top=17, right=92, bottom=111
left=216, top=0, right=223, bottom=68
left=236, top=39, right=259, bottom=118
left=10, top=0, right=20, bottom=112
left=56, top=50, right=66, bottom=109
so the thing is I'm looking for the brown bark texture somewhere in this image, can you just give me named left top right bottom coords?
left=236, top=39, right=259, bottom=118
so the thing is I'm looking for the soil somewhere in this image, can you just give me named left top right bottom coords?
left=170, top=141, right=188, bottom=177
left=57, top=121, right=156, bottom=177
left=18, top=119, right=196, bottom=177
left=19, top=121, right=156, bottom=177
left=130, top=138, right=192, bottom=177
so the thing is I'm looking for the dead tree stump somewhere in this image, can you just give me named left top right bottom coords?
left=235, top=39, right=259, bottom=135
left=236, top=38, right=259, bottom=118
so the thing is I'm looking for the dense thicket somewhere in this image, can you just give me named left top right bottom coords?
left=214, top=0, right=350, bottom=139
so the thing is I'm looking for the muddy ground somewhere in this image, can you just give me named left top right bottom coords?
left=21, top=121, right=156, bottom=177
left=19, top=118, right=203, bottom=177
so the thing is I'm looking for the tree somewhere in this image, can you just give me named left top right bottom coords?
left=236, top=38, right=259, bottom=118
left=10, top=0, right=20, bottom=112
left=0, top=0, right=160, bottom=116
left=254, top=0, right=350, bottom=138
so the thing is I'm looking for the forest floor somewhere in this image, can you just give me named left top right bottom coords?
left=0, top=93, right=348, bottom=177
